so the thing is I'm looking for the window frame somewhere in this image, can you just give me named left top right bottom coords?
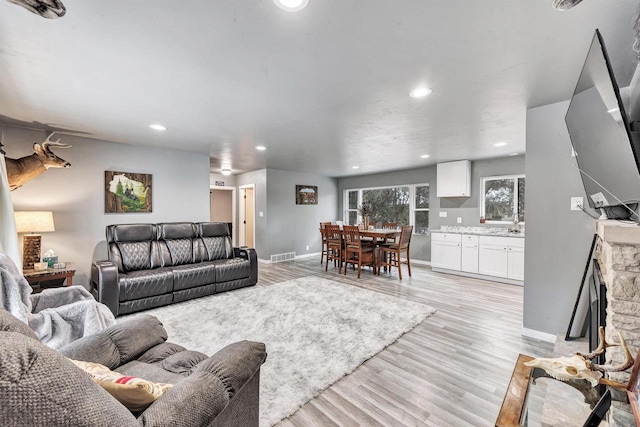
left=480, top=174, right=525, bottom=224
left=343, top=183, right=430, bottom=234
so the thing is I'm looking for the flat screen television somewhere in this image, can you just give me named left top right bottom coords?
left=565, top=29, right=640, bottom=221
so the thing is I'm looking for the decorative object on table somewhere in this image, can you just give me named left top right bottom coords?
left=357, top=202, right=373, bottom=230
left=14, top=211, right=55, bottom=270
left=105, top=171, right=152, bottom=213
left=295, top=185, right=318, bottom=205
left=6, top=0, right=66, bottom=18
left=524, top=326, right=634, bottom=387
left=42, top=249, right=58, bottom=267
left=33, top=262, right=48, bottom=271
left=5, top=133, right=71, bottom=191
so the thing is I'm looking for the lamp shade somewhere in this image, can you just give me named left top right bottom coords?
left=14, top=211, right=55, bottom=233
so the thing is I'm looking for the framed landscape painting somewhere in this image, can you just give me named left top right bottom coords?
left=105, top=171, right=152, bottom=213
left=296, top=185, right=318, bottom=205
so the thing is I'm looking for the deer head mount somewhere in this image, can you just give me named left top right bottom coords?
left=552, top=0, right=583, bottom=10
left=5, top=132, right=72, bottom=191
left=7, top=0, right=65, bottom=18
left=525, top=327, right=635, bottom=387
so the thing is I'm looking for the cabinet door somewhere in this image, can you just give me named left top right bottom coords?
left=431, top=241, right=461, bottom=271
left=461, top=243, right=479, bottom=273
left=478, top=244, right=508, bottom=278
left=436, top=160, right=471, bottom=197
left=507, top=246, right=525, bottom=280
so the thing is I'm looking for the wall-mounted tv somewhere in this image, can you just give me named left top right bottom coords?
left=565, top=29, right=640, bottom=221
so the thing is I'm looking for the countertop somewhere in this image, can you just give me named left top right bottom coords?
left=430, top=226, right=525, bottom=238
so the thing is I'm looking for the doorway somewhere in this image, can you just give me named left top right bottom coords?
left=239, top=185, right=255, bottom=248
left=210, top=186, right=236, bottom=245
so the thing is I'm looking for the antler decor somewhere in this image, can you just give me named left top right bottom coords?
left=7, top=0, right=66, bottom=18
left=5, top=132, right=72, bottom=190
left=525, top=327, right=635, bottom=387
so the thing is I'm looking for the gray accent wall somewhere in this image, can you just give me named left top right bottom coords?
left=2, top=125, right=211, bottom=288
left=524, top=100, right=595, bottom=335
left=336, top=155, right=524, bottom=262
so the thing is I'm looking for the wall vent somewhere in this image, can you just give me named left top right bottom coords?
left=270, top=252, right=296, bottom=263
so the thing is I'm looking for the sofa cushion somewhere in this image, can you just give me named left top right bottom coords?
left=213, top=258, right=251, bottom=282
left=108, top=224, right=156, bottom=273
left=118, top=268, right=173, bottom=302
left=117, top=241, right=152, bottom=272
left=171, top=263, right=216, bottom=291
left=158, top=223, right=197, bottom=266
left=199, top=222, right=233, bottom=261
left=116, top=360, right=186, bottom=384
left=70, top=359, right=173, bottom=412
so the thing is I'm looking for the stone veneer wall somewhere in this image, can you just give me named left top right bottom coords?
left=596, top=222, right=640, bottom=427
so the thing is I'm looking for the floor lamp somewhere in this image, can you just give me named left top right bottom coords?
left=14, top=211, right=55, bottom=270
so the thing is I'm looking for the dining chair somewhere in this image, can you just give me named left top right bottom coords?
left=342, top=225, right=377, bottom=278
left=379, top=225, right=413, bottom=280
left=324, top=224, right=344, bottom=271
left=382, top=222, right=398, bottom=243
left=320, top=222, right=332, bottom=264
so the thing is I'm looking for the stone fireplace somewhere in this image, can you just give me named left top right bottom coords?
left=595, top=220, right=640, bottom=426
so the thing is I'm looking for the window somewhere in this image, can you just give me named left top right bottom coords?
left=481, top=175, right=525, bottom=223
left=344, top=184, right=429, bottom=234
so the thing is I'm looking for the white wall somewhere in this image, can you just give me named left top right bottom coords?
left=3, top=125, right=211, bottom=287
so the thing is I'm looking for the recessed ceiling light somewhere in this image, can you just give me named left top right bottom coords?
left=221, top=168, right=232, bottom=175
left=494, top=142, right=508, bottom=147
left=149, top=123, right=166, bottom=131
left=255, top=146, right=267, bottom=151
left=273, top=0, right=309, bottom=12
left=509, top=152, right=519, bottom=156
left=420, top=154, right=430, bottom=159
left=409, top=87, right=432, bottom=98
left=352, top=166, right=360, bottom=169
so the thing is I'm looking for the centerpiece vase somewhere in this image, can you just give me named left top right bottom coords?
left=363, top=215, right=370, bottom=230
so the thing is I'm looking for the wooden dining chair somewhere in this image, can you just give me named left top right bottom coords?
left=320, top=222, right=332, bottom=264
left=379, top=225, right=413, bottom=280
left=324, top=224, right=344, bottom=271
left=342, top=225, right=377, bottom=278
left=382, top=222, right=398, bottom=243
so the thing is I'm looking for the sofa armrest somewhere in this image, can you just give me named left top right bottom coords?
left=234, top=247, right=258, bottom=284
left=91, top=260, right=119, bottom=316
left=58, top=314, right=167, bottom=369
left=139, top=340, right=266, bottom=426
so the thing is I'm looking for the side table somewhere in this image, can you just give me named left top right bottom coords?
left=23, top=265, right=76, bottom=293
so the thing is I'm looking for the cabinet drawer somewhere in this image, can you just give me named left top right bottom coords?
left=479, top=236, right=524, bottom=248
left=462, top=234, right=479, bottom=244
left=431, top=233, right=462, bottom=243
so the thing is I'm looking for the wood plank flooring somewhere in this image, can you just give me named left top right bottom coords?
left=256, top=258, right=555, bottom=427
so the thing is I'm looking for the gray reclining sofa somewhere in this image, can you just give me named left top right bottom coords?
left=92, top=222, right=257, bottom=316
left=0, top=308, right=267, bottom=426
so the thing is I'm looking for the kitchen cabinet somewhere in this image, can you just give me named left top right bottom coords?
left=461, top=235, right=479, bottom=273
left=478, top=236, right=524, bottom=280
left=436, top=160, right=471, bottom=197
left=431, top=233, right=461, bottom=271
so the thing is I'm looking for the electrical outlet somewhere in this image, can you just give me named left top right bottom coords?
left=306, top=245, right=309, bottom=251
left=259, top=211, right=264, bottom=217
left=571, top=197, right=584, bottom=211
left=439, top=211, right=448, bottom=218
left=457, top=217, right=462, bottom=224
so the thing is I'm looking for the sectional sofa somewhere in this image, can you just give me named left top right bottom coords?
left=91, top=222, right=258, bottom=316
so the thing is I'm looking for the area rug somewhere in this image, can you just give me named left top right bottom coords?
left=130, top=276, right=436, bottom=426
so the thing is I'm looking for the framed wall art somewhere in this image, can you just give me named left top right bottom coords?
left=296, top=185, right=318, bottom=205
left=105, top=171, right=152, bottom=213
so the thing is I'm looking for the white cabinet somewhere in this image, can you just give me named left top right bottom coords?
left=461, top=235, right=479, bottom=273
left=436, top=160, right=471, bottom=197
left=431, top=233, right=462, bottom=270
left=478, top=236, right=524, bottom=280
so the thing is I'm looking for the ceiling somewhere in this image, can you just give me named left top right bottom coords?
left=0, top=0, right=638, bottom=177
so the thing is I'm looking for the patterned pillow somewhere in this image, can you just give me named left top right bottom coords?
left=70, top=359, right=173, bottom=412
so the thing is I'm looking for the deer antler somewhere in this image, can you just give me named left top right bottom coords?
left=577, top=327, right=635, bottom=372
left=42, top=132, right=71, bottom=151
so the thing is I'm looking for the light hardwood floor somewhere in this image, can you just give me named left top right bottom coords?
left=256, top=257, right=555, bottom=427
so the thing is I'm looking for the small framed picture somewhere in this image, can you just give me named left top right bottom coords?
left=296, top=185, right=318, bottom=205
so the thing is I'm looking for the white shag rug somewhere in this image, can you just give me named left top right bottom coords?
left=127, top=276, right=436, bottom=426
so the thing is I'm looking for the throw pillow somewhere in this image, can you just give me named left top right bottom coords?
left=70, top=359, right=173, bottom=412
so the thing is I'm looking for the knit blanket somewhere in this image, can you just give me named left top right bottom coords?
left=0, top=253, right=115, bottom=349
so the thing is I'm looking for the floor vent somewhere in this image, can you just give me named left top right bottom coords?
left=270, top=252, right=296, bottom=263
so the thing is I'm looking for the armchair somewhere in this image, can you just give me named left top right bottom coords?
left=0, top=308, right=267, bottom=426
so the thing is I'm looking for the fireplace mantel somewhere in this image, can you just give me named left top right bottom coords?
left=595, top=220, right=640, bottom=426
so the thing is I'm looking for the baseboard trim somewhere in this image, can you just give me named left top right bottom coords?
left=521, top=327, right=557, bottom=343
left=296, top=252, right=321, bottom=260
left=409, top=259, right=431, bottom=266
left=431, top=267, right=523, bottom=286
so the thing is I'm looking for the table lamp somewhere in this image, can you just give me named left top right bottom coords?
left=14, top=211, right=55, bottom=270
